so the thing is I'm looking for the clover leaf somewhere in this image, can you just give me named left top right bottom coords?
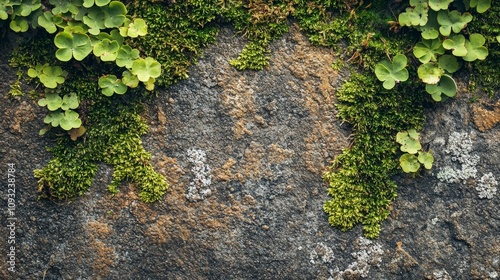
left=442, top=34, right=467, bottom=57
left=82, top=6, right=107, bottom=35
left=413, top=38, right=445, bottom=63
left=61, top=93, right=79, bottom=110
left=83, top=0, right=111, bottom=8
left=398, top=0, right=428, bottom=27
left=28, top=64, right=67, bottom=89
left=396, top=129, right=422, bottom=154
left=116, top=45, right=140, bottom=68
left=418, top=62, right=444, bottom=84
left=49, top=0, right=81, bottom=15
left=438, top=55, right=460, bottom=73
left=463, top=33, right=488, bottom=61
left=97, top=30, right=124, bottom=45
left=38, top=11, right=64, bottom=34
left=144, top=77, right=155, bottom=91
left=43, top=111, right=64, bottom=127
left=59, top=110, right=82, bottom=131
left=13, top=0, right=41, bottom=17
left=418, top=151, right=434, bottom=169
left=0, top=2, right=10, bottom=20
left=98, top=75, right=127, bottom=96
left=93, top=38, right=120, bottom=61
left=131, top=57, right=162, bottom=82
left=103, top=1, right=127, bottom=28
left=437, top=10, right=472, bottom=36
left=428, top=0, right=453, bottom=11
left=425, top=74, right=457, bottom=101
left=418, top=10, right=440, bottom=39
left=122, top=70, right=139, bottom=88
left=126, top=18, right=148, bottom=38
left=38, top=93, right=63, bottom=111
left=54, top=31, right=92, bottom=61
left=10, top=16, right=29, bottom=32
left=400, top=154, right=421, bottom=173
left=469, top=0, right=491, bottom=13
left=374, top=54, right=409, bottom=90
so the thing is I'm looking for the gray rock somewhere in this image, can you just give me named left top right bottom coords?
left=0, top=26, right=498, bottom=279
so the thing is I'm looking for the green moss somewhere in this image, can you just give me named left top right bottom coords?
left=468, top=4, right=500, bottom=96
left=324, top=73, right=424, bottom=238
left=129, top=1, right=220, bottom=86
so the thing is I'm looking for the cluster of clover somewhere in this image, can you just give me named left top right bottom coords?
left=1, top=0, right=161, bottom=139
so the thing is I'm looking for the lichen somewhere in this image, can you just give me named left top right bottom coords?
left=476, top=172, right=498, bottom=199
left=437, top=132, right=479, bottom=184
left=186, top=148, right=213, bottom=202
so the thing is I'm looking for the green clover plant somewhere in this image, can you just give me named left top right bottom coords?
left=28, top=64, right=67, bottom=89
left=396, top=129, right=434, bottom=173
left=374, top=54, right=409, bottom=89
left=98, top=75, right=127, bottom=96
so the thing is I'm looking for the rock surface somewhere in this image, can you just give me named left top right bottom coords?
left=0, top=25, right=498, bottom=279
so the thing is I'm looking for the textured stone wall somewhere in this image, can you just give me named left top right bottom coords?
left=0, top=26, right=498, bottom=279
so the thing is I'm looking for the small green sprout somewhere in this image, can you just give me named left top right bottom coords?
left=425, top=74, right=457, bottom=101
left=413, top=38, right=445, bottom=63
left=469, top=0, right=492, bottom=13
left=28, top=64, right=67, bottom=89
left=418, top=62, right=444, bottom=84
left=463, top=33, right=488, bottom=62
left=93, top=38, right=120, bottom=61
left=54, top=31, right=92, bottom=62
left=442, top=34, right=467, bottom=57
left=374, top=54, right=409, bottom=90
left=131, top=57, right=162, bottom=82
left=98, top=75, right=127, bottom=96
left=396, top=129, right=434, bottom=173
left=428, top=0, right=453, bottom=11
left=436, top=10, right=472, bottom=36
left=44, top=110, right=82, bottom=131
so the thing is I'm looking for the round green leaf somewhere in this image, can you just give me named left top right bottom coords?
left=400, top=154, right=421, bottom=173
left=44, top=111, right=64, bottom=127
left=418, top=62, right=443, bottom=84
left=131, top=57, right=162, bottom=82
left=54, top=32, right=92, bottom=62
left=93, top=38, right=120, bottom=61
left=398, top=0, right=428, bottom=27
left=442, top=35, right=467, bottom=57
left=61, top=93, right=79, bottom=110
left=116, top=45, right=140, bottom=68
left=425, top=74, right=457, bottom=101
left=59, top=110, right=82, bottom=131
left=103, top=1, right=127, bottom=28
left=437, top=10, right=472, bottom=36
left=438, top=55, right=460, bottom=73
left=469, top=0, right=491, bottom=13
left=418, top=151, right=434, bottom=169
left=413, top=38, right=445, bottom=63
left=98, top=75, right=127, bottom=96
left=38, top=93, right=63, bottom=111
left=39, top=65, right=67, bottom=88
left=122, top=70, right=139, bottom=88
left=38, top=11, right=63, bottom=34
left=126, top=18, right=148, bottom=38
left=374, top=54, right=409, bottom=90
left=428, top=0, right=453, bottom=11
left=463, top=33, right=488, bottom=62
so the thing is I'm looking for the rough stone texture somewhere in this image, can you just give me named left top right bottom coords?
left=0, top=25, right=499, bottom=279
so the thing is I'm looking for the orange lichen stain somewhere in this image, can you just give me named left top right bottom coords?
left=85, top=219, right=116, bottom=277
left=271, top=24, right=348, bottom=173
left=471, top=100, right=500, bottom=132
left=5, top=101, right=37, bottom=133
left=213, top=142, right=293, bottom=183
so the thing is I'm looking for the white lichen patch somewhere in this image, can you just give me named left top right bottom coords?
left=436, top=132, right=498, bottom=199
left=437, top=132, right=479, bottom=184
left=309, top=243, right=335, bottom=264
left=330, top=237, right=384, bottom=279
left=186, top=148, right=212, bottom=201
left=476, top=172, right=498, bottom=199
